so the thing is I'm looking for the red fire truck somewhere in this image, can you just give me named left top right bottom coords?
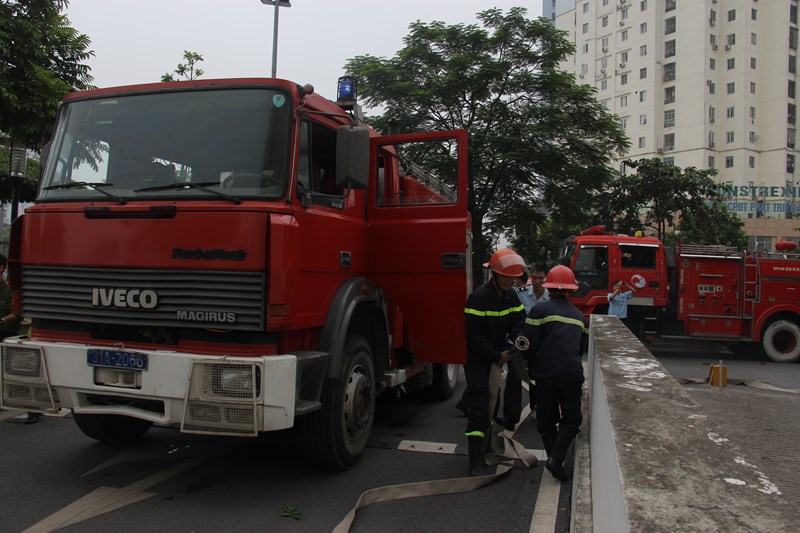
left=558, top=227, right=800, bottom=363
left=0, top=78, right=470, bottom=469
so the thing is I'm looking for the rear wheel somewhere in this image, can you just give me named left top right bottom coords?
left=301, top=335, right=375, bottom=469
left=762, top=320, right=800, bottom=363
left=73, top=413, right=152, bottom=444
left=432, top=363, right=459, bottom=400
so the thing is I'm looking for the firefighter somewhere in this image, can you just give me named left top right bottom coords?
left=522, top=265, right=587, bottom=482
left=463, top=248, right=526, bottom=476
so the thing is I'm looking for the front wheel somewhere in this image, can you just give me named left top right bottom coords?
left=762, top=320, right=800, bottom=363
left=301, top=335, right=376, bottom=469
left=432, top=363, right=459, bottom=400
left=73, top=413, right=152, bottom=444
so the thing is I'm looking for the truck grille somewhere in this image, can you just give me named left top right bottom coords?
left=22, top=266, right=265, bottom=332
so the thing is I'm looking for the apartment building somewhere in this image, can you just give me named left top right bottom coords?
left=554, top=0, right=800, bottom=248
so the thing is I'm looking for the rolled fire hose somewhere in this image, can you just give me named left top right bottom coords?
left=332, top=336, right=537, bottom=533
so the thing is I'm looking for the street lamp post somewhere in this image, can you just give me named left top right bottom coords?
left=260, top=0, right=291, bottom=78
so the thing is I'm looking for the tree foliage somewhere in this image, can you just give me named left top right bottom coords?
left=0, top=0, right=94, bottom=147
left=674, top=201, right=748, bottom=249
left=344, top=8, right=628, bottom=278
left=595, top=158, right=729, bottom=242
left=161, top=50, right=204, bottom=82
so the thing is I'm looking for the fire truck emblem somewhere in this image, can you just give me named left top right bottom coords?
left=630, top=274, right=646, bottom=289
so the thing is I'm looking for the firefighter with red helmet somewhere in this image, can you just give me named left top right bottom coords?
left=521, top=264, right=588, bottom=482
left=463, top=248, right=527, bottom=476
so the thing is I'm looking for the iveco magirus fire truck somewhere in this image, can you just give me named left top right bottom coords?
left=558, top=227, right=800, bottom=363
left=0, top=77, right=470, bottom=469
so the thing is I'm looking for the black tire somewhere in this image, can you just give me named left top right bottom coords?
left=301, top=335, right=376, bottom=469
left=762, top=319, right=800, bottom=363
left=73, top=413, right=152, bottom=444
left=431, top=363, right=459, bottom=400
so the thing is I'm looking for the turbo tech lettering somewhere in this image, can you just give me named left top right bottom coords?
left=171, top=248, right=247, bottom=261
left=92, top=288, right=158, bottom=309
left=176, top=310, right=237, bottom=323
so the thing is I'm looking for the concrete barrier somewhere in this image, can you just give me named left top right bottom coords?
left=572, top=315, right=796, bottom=532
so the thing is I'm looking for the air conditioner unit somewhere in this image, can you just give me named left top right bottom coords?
left=620, top=20, right=625, bottom=26
left=602, top=47, right=608, bottom=53
left=657, top=148, right=664, bottom=154
left=725, top=44, right=731, bottom=51
left=709, top=19, right=716, bottom=27
left=601, top=68, right=606, bottom=74
left=579, top=73, right=584, bottom=78
left=712, top=44, right=719, bottom=51
left=712, top=0, right=717, bottom=3
left=710, top=116, right=715, bottom=123
left=707, top=79, right=714, bottom=85
left=709, top=141, right=716, bottom=147
left=619, top=62, right=626, bottom=68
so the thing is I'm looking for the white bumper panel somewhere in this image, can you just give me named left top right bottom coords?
left=0, top=337, right=297, bottom=433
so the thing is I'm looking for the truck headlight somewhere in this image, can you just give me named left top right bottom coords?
left=3, top=347, right=44, bottom=379
left=212, top=364, right=260, bottom=398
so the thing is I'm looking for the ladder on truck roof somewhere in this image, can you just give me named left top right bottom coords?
left=679, top=244, right=741, bottom=257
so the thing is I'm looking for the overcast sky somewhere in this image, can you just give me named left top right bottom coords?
left=65, top=1, right=543, bottom=101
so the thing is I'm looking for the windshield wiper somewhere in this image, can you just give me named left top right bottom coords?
left=134, top=181, right=241, bottom=205
left=42, top=182, right=126, bottom=205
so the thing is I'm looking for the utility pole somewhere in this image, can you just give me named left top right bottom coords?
left=260, top=0, right=292, bottom=78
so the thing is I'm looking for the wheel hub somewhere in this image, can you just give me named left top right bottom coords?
left=344, top=367, right=372, bottom=436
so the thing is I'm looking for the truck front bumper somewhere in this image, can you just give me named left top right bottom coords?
left=0, top=337, right=314, bottom=437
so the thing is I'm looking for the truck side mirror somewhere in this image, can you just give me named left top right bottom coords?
left=335, top=126, right=369, bottom=190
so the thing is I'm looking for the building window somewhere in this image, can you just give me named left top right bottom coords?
left=641, top=0, right=647, bottom=11
left=639, top=136, right=646, bottom=148
left=710, top=10, right=717, bottom=27
left=663, top=62, right=676, bottom=81
left=583, top=43, right=590, bottom=53
left=664, top=109, right=675, bottom=127
left=665, top=0, right=676, bottom=13
left=601, top=36, right=609, bottom=49
left=602, top=15, right=608, bottom=27
left=727, top=58, right=735, bottom=70
left=620, top=117, right=628, bottom=128
left=726, top=107, right=735, bottom=119
left=751, top=8, right=757, bottom=21
left=787, top=154, right=795, bottom=173
left=751, top=33, right=757, bottom=46
left=751, top=106, right=757, bottom=122
left=639, top=90, right=647, bottom=102
left=792, top=4, right=798, bottom=25
left=726, top=82, right=735, bottom=94
left=750, top=81, right=756, bottom=94
left=665, top=86, right=675, bottom=104
left=727, top=9, right=735, bottom=22
left=583, top=2, right=589, bottom=13
left=640, top=22, right=647, bottom=34
left=789, top=103, right=796, bottom=125
left=665, top=16, right=676, bottom=35
left=601, top=57, right=609, bottom=69
left=665, top=39, right=676, bottom=58
left=709, top=81, right=716, bottom=94
left=621, top=73, right=628, bottom=85
left=663, top=133, right=675, bottom=151
left=620, top=95, right=628, bottom=107
left=621, top=30, right=629, bottom=41
left=664, top=157, right=675, bottom=166
left=710, top=58, right=716, bottom=70
left=709, top=106, right=716, bottom=123
left=640, top=67, right=647, bottom=79
left=725, top=156, right=734, bottom=168
left=726, top=34, right=736, bottom=46
left=791, top=28, right=799, bottom=51
left=749, top=156, right=755, bottom=168
left=790, top=128, right=797, bottom=148
left=601, top=79, right=608, bottom=90
left=709, top=130, right=716, bottom=147
left=750, top=57, right=756, bottom=70
left=790, top=55, right=796, bottom=74
left=640, top=114, right=647, bottom=125
left=710, top=34, right=717, bottom=46
left=790, top=80, right=796, bottom=99
left=622, top=7, right=629, bottom=19
left=581, top=63, right=589, bottom=76
left=750, top=131, right=757, bottom=143
left=708, top=156, right=715, bottom=168
left=583, top=22, right=589, bottom=34
left=621, top=51, right=629, bottom=62
left=726, top=131, right=735, bottom=143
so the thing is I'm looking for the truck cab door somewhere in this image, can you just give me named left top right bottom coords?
left=366, top=130, right=469, bottom=365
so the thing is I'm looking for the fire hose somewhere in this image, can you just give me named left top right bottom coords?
left=332, top=336, right=537, bottom=533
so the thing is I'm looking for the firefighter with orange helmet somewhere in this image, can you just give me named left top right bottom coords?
left=463, top=247, right=527, bottom=476
left=521, top=264, right=587, bottom=482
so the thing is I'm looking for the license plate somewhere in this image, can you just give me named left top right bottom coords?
left=87, top=349, right=148, bottom=371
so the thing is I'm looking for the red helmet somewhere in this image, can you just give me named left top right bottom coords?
left=483, top=248, right=526, bottom=277
left=542, top=265, right=579, bottom=290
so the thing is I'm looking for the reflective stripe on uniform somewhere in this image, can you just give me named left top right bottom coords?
left=465, top=430, right=485, bottom=438
left=525, top=315, right=589, bottom=334
left=464, top=304, right=525, bottom=317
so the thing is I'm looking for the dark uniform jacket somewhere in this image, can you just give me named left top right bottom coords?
left=522, top=294, right=587, bottom=380
left=465, top=281, right=526, bottom=365
left=0, top=280, right=17, bottom=337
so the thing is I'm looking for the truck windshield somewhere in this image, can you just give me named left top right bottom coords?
left=39, top=88, right=292, bottom=202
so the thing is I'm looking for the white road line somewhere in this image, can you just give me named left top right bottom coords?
left=530, top=470, right=561, bottom=532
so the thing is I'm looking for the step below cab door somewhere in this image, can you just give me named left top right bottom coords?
left=366, top=130, right=469, bottom=365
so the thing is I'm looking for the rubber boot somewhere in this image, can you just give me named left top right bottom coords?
left=545, top=431, right=575, bottom=482
left=485, top=423, right=496, bottom=454
left=468, top=436, right=494, bottom=477
left=541, top=433, right=556, bottom=457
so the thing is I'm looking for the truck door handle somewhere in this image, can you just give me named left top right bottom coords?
left=441, top=253, right=466, bottom=269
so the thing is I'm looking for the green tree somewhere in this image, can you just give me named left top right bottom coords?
left=345, top=8, right=628, bottom=279
left=0, top=0, right=94, bottom=147
left=161, top=50, right=204, bottom=82
left=674, top=201, right=748, bottom=249
left=595, top=158, right=726, bottom=242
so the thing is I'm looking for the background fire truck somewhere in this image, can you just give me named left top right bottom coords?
left=558, top=228, right=800, bottom=363
left=0, top=77, right=470, bottom=469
